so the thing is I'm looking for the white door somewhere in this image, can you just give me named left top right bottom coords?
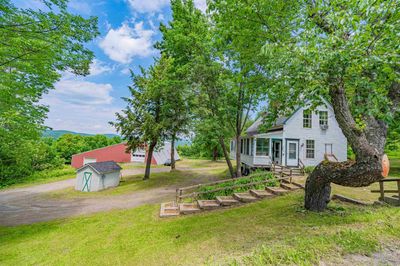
left=286, top=140, right=299, bottom=166
left=83, top=157, right=96, bottom=165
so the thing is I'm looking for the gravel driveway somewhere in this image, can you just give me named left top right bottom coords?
left=0, top=167, right=219, bottom=226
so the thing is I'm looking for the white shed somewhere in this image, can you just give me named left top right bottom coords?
left=75, top=161, right=122, bottom=192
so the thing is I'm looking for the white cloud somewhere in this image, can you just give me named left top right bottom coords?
left=69, top=0, right=92, bottom=15
left=99, top=22, right=155, bottom=64
left=53, top=79, right=113, bottom=105
left=126, top=0, right=169, bottom=13
left=89, top=59, right=113, bottom=76
left=194, top=0, right=207, bottom=13
left=41, top=78, right=119, bottom=134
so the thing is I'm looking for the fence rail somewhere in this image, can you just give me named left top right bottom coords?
left=371, top=178, right=400, bottom=203
left=175, top=171, right=291, bottom=203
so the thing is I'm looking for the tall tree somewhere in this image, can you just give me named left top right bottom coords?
left=158, top=0, right=236, bottom=177
left=211, top=0, right=400, bottom=210
left=112, top=57, right=173, bottom=180
left=0, top=0, right=98, bottom=182
left=210, top=1, right=269, bottom=177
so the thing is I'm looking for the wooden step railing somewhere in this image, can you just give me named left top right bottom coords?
left=176, top=172, right=290, bottom=204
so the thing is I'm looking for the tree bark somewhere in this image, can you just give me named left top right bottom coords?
left=219, top=137, right=236, bottom=178
left=235, top=134, right=242, bottom=177
left=305, top=79, right=388, bottom=211
left=170, top=135, right=176, bottom=171
left=212, top=146, right=218, bottom=161
left=144, top=140, right=157, bottom=180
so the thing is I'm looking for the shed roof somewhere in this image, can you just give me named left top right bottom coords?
left=77, top=161, right=122, bottom=174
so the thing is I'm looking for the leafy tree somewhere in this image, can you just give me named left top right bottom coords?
left=211, top=0, right=400, bottom=210
left=54, top=134, right=89, bottom=164
left=112, top=58, right=172, bottom=180
left=158, top=0, right=236, bottom=177
left=0, top=0, right=98, bottom=183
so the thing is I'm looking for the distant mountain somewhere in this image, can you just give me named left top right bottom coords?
left=43, top=130, right=119, bottom=139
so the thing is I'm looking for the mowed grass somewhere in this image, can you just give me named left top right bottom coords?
left=1, top=193, right=400, bottom=265
left=0, top=166, right=76, bottom=190
left=45, top=166, right=229, bottom=199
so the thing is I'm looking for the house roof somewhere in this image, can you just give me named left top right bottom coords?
left=77, top=161, right=122, bottom=174
left=246, top=116, right=287, bottom=136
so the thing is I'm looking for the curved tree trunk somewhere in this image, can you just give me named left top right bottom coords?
left=304, top=79, right=396, bottom=211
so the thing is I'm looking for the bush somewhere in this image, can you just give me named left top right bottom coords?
left=198, top=171, right=278, bottom=200
left=304, top=166, right=315, bottom=174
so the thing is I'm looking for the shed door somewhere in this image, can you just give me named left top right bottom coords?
left=83, top=157, right=96, bottom=165
left=82, top=172, right=92, bottom=192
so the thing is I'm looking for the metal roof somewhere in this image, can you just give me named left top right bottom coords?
left=77, top=161, right=122, bottom=174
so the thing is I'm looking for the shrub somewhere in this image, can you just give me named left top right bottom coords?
left=304, top=166, right=315, bottom=174
left=198, top=171, right=278, bottom=200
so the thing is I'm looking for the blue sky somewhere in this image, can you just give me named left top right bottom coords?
left=13, top=0, right=206, bottom=134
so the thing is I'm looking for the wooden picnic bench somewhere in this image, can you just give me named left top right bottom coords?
left=371, top=178, right=400, bottom=206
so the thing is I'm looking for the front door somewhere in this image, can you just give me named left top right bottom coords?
left=286, top=140, right=299, bottom=167
left=272, top=140, right=282, bottom=165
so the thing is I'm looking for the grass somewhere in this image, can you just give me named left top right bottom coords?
left=0, top=166, right=75, bottom=190
left=46, top=166, right=229, bottom=199
left=1, top=193, right=399, bottom=265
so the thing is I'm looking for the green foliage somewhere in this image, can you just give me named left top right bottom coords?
left=198, top=171, right=277, bottom=200
left=0, top=0, right=98, bottom=185
left=304, top=166, right=315, bottom=174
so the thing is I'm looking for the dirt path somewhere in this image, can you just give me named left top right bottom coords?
left=0, top=166, right=221, bottom=226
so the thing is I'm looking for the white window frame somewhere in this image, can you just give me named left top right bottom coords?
left=303, top=109, right=312, bottom=128
left=306, top=139, right=315, bottom=159
left=319, top=111, right=328, bottom=126
left=256, top=138, right=270, bottom=156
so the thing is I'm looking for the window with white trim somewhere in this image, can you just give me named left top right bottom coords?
left=303, top=109, right=312, bottom=128
left=256, top=138, right=269, bottom=156
left=319, top=111, right=328, bottom=126
left=306, top=140, right=315, bottom=159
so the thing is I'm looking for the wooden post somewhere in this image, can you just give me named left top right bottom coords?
left=379, top=181, right=384, bottom=201
left=397, top=180, right=400, bottom=204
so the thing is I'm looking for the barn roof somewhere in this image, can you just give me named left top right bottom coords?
left=77, top=161, right=122, bottom=174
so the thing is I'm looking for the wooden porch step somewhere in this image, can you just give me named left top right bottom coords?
left=249, top=189, right=275, bottom=199
left=179, top=203, right=201, bottom=214
left=265, top=186, right=289, bottom=195
left=233, top=192, right=258, bottom=203
left=160, top=202, right=179, bottom=218
left=197, top=200, right=220, bottom=210
left=216, top=196, right=239, bottom=206
left=280, top=183, right=301, bottom=191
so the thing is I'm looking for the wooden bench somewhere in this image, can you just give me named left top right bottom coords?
left=371, top=178, right=400, bottom=206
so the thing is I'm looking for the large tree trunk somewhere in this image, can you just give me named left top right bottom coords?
left=212, top=146, right=218, bottom=161
left=144, top=140, right=157, bottom=180
left=219, top=137, right=236, bottom=178
left=170, top=135, right=176, bottom=171
left=304, top=79, right=392, bottom=211
left=235, top=135, right=242, bottom=177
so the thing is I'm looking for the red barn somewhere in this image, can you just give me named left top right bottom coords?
left=71, top=143, right=131, bottom=168
left=71, top=142, right=180, bottom=169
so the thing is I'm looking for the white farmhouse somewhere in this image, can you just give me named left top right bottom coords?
left=75, top=161, right=122, bottom=192
left=230, top=101, right=347, bottom=174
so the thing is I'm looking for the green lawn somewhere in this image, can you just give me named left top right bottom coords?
left=1, top=193, right=399, bottom=265
left=0, top=166, right=76, bottom=190
left=46, top=166, right=229, bottom=199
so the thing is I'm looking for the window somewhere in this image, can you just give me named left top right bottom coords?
left=250, top=138, right=254, bottom=156
left=256, top=138, right=269, bottom=156
left=240, top=139, right=243, bottom=154
left=288, top=143, right=297, bottom=159
left=306, top=140, right=315, bottom=159
left=303, top=109, right=312, bottom=128
left=319, top=111, right=328, bottom=126
left=246, top=138, right=250, bottom=155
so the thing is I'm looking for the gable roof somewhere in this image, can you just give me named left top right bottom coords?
left=77, top=161, right=122, bottom=174
left=246, top=116, right=287, bottom=136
